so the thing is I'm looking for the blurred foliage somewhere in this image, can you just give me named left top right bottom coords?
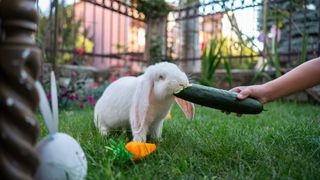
left=37, top=3, right=93, bottom=65
left=200, top=37, right=258, bottom=87
left=40, top=69, right=110, bottom=110
left=137, top=0, right=173, bottom=20
left=200, top=38, right=224, bottom=86
left=299, top=31, right=308, bottom=65
left=115, top=44, right=128, bottom=53
left=257, top=0, right=306, bottom=31
left=254, top=0, right=315, bottom=82
left=149, top=37, right=164, bottom=64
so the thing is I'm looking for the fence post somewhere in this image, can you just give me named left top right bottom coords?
left=0, top=0, right=40, bottom=179
left=262, top=0, right=269, bottom=62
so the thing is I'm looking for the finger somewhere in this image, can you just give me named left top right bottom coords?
left=237, top=88, right=251, bottom=100
left=230, top=87, right=243, bottom=93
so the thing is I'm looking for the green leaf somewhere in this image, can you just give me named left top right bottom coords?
left=299, top=31, right=308, bottom=65
left=251, top=61, right=268, bottom=84
left=105, top=140, right=134, bottom=163
left=223, top=59, right=233, bottom=88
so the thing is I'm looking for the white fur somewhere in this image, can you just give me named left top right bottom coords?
left=94, top=62, right=190, bottom=142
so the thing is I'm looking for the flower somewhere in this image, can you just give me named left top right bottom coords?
left=47, top=93, right=51, bottom=101
left=89, top=82, right=100, bottom=90
left=166, top=113, right=172, bottom=120
left=110, top=74, right=117, bottom=82
left=201, top=42, right=206, bottom=51
left=258, top=32, right=265, bottom=42
left=76, top=47, right=84, bottom=55
left=81, top=97, right=87, bottom=102
left=67, top=94, right=78, bottom=101
left=270, top=25, right=281, bottom=42
left=88, top=95, right=94, bottom=102
left=80, top=103, right=85, bottom=109
left=116, top=62, right=122, bottom=68
left=90, top=101, right=96, bottom=107
left=87, top=95, right=96, bottom=107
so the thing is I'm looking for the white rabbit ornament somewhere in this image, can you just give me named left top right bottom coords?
left=94, top=62, right=195, bottom=142
left=35, top=72, right=87, bottom=180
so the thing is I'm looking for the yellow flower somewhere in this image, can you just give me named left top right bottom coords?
left=166, top=113, right=172, bottom=120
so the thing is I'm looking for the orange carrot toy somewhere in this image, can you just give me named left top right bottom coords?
left=125, top=142, right=157, bottom=161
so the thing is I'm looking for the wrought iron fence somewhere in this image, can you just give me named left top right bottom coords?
left=37, top=0, right=320, bottom=73
left=167, top=0, right=320, bottom=72
left=37, top=0, right=146, bottom=74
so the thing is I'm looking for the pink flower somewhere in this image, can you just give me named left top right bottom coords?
left=111, top=74, right=117, bottom=82
left=201, top=42, right=206, bottom=50
left=116, top=62, right=122, bottom=68
left=89, top=82, right=100, bottom=90
left=68, top=94, right=78, bottom=101
left=76, top=47, right=84, bottom=55
left=80, top=103, right=85, bottom=109
left=270, top=25, right=281, bottom=42
left=258, top=32, right=265, bottom=42
left=90, top=101, right=96, bottom=107
left=87, top=95, right=96, bottom=107
left=88, top=95, right=94, bottom=102
left=47, top=93, right=51, bottom=101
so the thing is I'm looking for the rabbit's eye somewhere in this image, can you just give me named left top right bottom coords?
left=159, top=75, right=165, bottom=80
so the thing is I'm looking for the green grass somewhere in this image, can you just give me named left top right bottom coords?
left=38, top=101, right=320, bottom=179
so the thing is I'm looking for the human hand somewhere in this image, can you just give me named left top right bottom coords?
left=230, top=85, right=268, bottom=104
left=223, top=85, right=268, bottom=117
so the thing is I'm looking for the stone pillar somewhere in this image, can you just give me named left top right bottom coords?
left=0, top=0, right=40, bottom=179
left=144, top=16, right=167, bottom=65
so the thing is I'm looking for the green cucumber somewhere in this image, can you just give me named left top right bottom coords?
left=174, top=84, right=263, bottom=114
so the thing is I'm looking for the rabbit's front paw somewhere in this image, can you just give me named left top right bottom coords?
left=98, top=125, right=109, bottom=136
left=133, top=134, right=146, bottom=142
left=150, top=136, right=163, bottom=143
left=149, top=120, right=164, bottom=140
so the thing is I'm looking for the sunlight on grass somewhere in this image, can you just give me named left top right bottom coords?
left=37, top=101, right=320, bottom=179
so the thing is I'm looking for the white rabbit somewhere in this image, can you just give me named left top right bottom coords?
left=94, top=62, right=194, bottom=142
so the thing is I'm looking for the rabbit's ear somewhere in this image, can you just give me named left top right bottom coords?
left=175, top=97, right=195, bottom=120
left=35, top=81, right=55, bottom=134
left=130, top=76, right=154, bottom=133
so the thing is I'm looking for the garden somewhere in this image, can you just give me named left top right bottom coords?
left=0, top=0, right=320, bottom=179
left=41, top=102, right=320, bottom=179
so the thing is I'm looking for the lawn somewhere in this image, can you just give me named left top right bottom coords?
left=38, top=101, right=320, bottom=179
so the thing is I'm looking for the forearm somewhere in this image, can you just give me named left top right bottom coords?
left=263, top=58, right=320, bottom=102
